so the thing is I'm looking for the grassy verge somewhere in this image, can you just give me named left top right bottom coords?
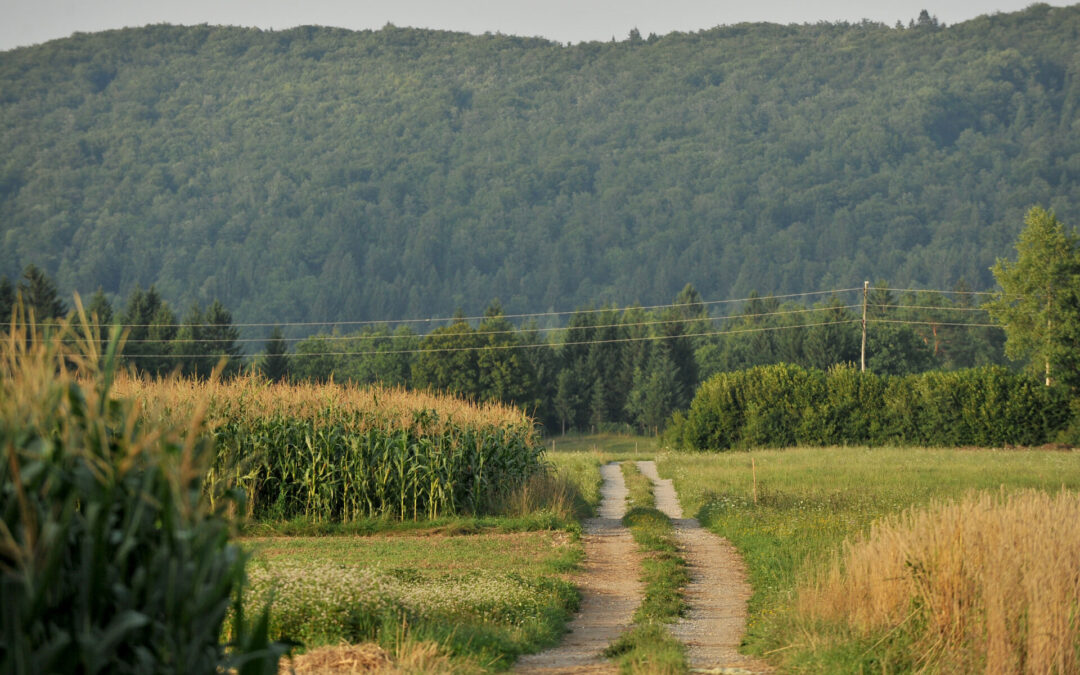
left=603, top=462, right=688, bottom=674
left=545, top=449, right=613, bottom=516
left=243, top=529, right=582, bottom=671
left=241, top=512, right=575, bottom=537
left=656, top=446, right=1080, bottom=672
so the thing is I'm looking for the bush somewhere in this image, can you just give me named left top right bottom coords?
left=673, top=363, right=1071, bottom=450
left=0, top=308, right=286, bottom=673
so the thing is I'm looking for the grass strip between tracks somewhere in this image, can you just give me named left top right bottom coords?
left=603, top=462, right=690, bottom=674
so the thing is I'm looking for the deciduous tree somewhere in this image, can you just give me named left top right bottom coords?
left=987, top=207, right=1080, bottom=388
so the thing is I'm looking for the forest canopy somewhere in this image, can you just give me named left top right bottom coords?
left=1, top=4, right=1079, bottom=325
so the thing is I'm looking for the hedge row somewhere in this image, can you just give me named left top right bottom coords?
left=668, top=364, right=1072, bottom=450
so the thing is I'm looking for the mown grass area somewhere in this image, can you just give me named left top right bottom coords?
left=243, top=529, right=582, bottom=671
left=603, top=462, right=688, bottom=674
left=656, top=446, right=1080, bottom=672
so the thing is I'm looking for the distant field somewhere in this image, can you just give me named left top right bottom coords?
left=544, top=433, right=656, bottom=514
left=657, top=446, right=1080, bottom=672
left=545, top=432, right=658, bottom=458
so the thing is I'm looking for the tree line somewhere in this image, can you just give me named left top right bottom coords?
left=1, top=266, right=243, bottom=377
left=284, top=283, right=1010, bottom=434
left=7, top=205, right=1076, bottom=436
left=1, top=264, right=1008, bottom=434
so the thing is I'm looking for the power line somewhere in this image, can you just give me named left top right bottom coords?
left=88, top=287, right=864, bottom=329
left=875, top=303, right=991, bottom=313
left=103, top=304, right=863, bottom=344
left=867, top=318, right=1003, bottom=328
left=879, top=286, right=1012, bottom=297
left=123, top=318, right=861, bottom=359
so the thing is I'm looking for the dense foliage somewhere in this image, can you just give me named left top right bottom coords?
left=669, top=363, right=1071, bottom=450
left=116, top=375, right=545, bottom=520
left=987, top=206, right=1080, bottom=388
left=290, top=284, right=1008, bottom=433
left=0, top=314, right=284, bottom=673
left=2, top=5, right=1080, bottom=323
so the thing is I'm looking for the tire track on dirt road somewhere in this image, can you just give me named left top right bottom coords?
left=514, top=462, right=641, bottom=674
left=636, top=460, right=771, bottom=674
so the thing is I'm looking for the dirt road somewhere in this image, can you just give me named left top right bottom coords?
left=636, top=460, right=771, bottom=674
left=514, top=463, right=641, bottom=674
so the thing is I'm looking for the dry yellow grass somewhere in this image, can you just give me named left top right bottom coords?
left=280, top=640, right=482, bottom=674
left=800, top=489, right=1080, bottom=673
left=112, top=373, right=532, bottom=434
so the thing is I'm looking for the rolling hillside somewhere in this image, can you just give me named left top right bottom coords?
left=1, top=4, right=1078, bottom=322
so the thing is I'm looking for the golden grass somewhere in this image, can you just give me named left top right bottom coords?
left=112, top=372, right=532, bottom=434
left=495, top=471, right=582, bottom=521
left=800, top=489, right=1080, bottom=673
left=281, top=640, right=481, bottom=674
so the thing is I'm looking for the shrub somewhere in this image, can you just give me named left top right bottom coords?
left=676, top=364, right=1070, bottom=450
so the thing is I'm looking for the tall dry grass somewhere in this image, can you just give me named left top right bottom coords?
left=800, top=489, right=1080, bottom=673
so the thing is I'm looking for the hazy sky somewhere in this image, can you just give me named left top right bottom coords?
left=1, top=0, right=1070, bottom=51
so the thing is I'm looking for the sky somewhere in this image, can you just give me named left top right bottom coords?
left=1, top=0, right=1070, bottom=51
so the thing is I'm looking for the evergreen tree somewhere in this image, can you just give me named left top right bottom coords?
left=626, top=349, right=683, bottom=434
left=86, top=289, right=114, bottom=327
left=0, top=276, right=13, bottom=324
left=803, top=298, right=860, bottom=370
left=262, top=326, right=289, bottom=383
left=202, top=300, right=243, bottom=377
left=412, top=319, right=484, bottom=399
left=18, top=265, right=66, bottom=320
left=476, top=300, right=538, bottom=406
left=119, top=286, right=170, bottom=375
left=553, top=369, right=582, bottom=434
left=589, top=377, right=608, bottom=431
left=866, top=281, right=896, bottom=319
left=146, top=303, right=178, bottom=377
left=174, top=303, right=208, bottom=377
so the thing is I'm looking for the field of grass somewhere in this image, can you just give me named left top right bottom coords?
left=242, top=528, right=582, bottom=670
left=104, top=376, right=608, bottom=671
left=656, top=446, right=1080, bottom=672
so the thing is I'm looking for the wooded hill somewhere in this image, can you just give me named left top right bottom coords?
left=1, top=4, right=1079, bottom=324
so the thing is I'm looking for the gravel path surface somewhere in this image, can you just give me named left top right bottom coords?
left=636, top=461, right=772, bottom=674
left=513, top=463, right=641, bottom=674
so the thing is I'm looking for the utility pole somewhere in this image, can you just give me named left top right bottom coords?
left=860, top=280, right=869, bottom=372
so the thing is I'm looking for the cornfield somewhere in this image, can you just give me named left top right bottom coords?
left=1, top=303, right=285, bottom=673
left=114, top=375, right=545, bottom=521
